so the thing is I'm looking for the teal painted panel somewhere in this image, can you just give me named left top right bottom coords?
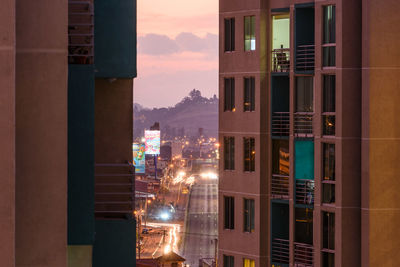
left=93, top=219, right=136, bottom=267
left=68, top=65, right=95, bottom=245
left=295, top=140, right=314, bottom=180
left=95, top=0, right=137, bottom=78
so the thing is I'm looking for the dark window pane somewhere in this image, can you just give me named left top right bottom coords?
left=323, top=75, right=335, bottom=112
left=323, top=46, right=335, bottom=67
left=322, top=183, right=335, bottom=204
left=323, top=6, right=336, bottom=44
left=223, top=255, right=234, bottom=267
left=224, top=196, right=234, bottom=229
left=244, top=77, right=255, bottom=111
left=224, top=78, right=235, bottom=111
left=323, top=212, right=335, bottom=250
left=224, top=18, right=235, bottom=52
left=224, top=137, right=235, bottom=170
left=323, top=115, right=335, bottom=136
left=295, top=208, right=313, bottom=244
left=296, top=76, right=313, bottom=112
left=323, top=143, right=335, bottom=180
left=244, top=199, right=255, bottom=232
left=322, top=252, right=335, bottom=267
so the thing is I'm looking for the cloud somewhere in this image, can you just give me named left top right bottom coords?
left=138, top=32, right=218, bottom=57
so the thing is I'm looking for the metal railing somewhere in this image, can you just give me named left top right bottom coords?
left=272, top=112, right=290, bottom=137
left=294, top=112, right=313, bottom=137
left=68, top=0, right=94, bottom=64
left=296, top=44, right=315, bottom=72
left=95, top=162, right=135, bottom=219
left=294, top=242, right=314, bottom=267
left=271, top=174, right=289, bottom=199
left=295, top=179, right=314, bottom=205
left=271, top=238, right=290, bottom=264
left=272, top=48, right=290, bottom=72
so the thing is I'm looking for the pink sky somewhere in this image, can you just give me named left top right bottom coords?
left=135, top=0, right=218, bottom=108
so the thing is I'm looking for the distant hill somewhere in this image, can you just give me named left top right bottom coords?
left=134, top=89, right=218, bottom=139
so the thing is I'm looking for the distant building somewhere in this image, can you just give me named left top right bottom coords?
left=219, top=1, right=400, bottom=267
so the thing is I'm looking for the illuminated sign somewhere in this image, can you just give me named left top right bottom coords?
left=145, top=130, right=160, bottom=155
left=132, top=143, right=146, bottom=174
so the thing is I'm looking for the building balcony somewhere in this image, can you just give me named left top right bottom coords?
left=68, top=0, right=94, bottom=64
left=271, top=174, right=289, bottom=199
left=95, top=163, right=135, bottom=219
left=272, top=112, right=290, bottom=137
left=294, top=242, right=314, bottom=267
left=295, top=179, right=314, bottom=205
left=271, top=238, right=290, bottom=265
left=272, top=48, right=290, bottom=73
left=294, top=112, right=313, bottom=137
left=296, top=45, right=315, bottom=72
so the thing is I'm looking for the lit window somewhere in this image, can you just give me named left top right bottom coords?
left=244, top=16, right=256, bottom=51
left=243, top=138, right=255, bottom=172
left=243, top=258, right=255, bottom=267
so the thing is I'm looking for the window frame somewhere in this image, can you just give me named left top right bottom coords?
left=224, top=18, right=235, bottom=52
left=223, top=255, right=235, bottom=267
left=243, top=77, right=255, bottom=112
left=322, top=5, right=336, bottom=68
left=243, top=198, right=255, bottom=233
left=224, top=78, right=235, bottom=112
left=243, top=137, right=255, bottom=172
left=224, top=196, right=235, bottom=230
left=244, top=16, right=256, bottom=51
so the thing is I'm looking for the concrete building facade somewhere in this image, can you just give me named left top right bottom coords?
left=0, top=0, right=136, bottom=266
left=219, top=0, right=400, bottom=266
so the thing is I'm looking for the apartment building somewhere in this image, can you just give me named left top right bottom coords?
left=0, top=0, right=136, bottom=266
left=219, top=0, right=400, bottom=266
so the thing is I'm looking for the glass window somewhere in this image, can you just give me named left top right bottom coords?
left=323, top=46, right=335, bottom=67
left=224, top=78, right=235, bottom=112
left=243, top=258, right=255, bottom=267
left=244, top=77, right=255, bottom=111
left=225, top=18, right=235, bottom=52
left=224, top=137, right=235, bottom=170
left=322, top=252, right=334, bottom=267
left=243, top=199, right=255, bottom=232
left=323, top=75, right=335, bottom=112
left=322, top=183, right=335, bottom=204
left=323, top=6, right=336, bottom=44
left=243, top=138, right=255, bottom=172
left=296, top=76, right=313, bottom=112
left=224, top=196, right=235, bottom=229
left=272, top=140, right=289, bottom=175
left=244, top=16, right=256, bottom=51
left=323, top=143, right=335, bottom=181
left=224, top=255, right=234, bottom=267
left=323, top=212, right=335, bottom=250
left=295, top=208, right=313, bottom=245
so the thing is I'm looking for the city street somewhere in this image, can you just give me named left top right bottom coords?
left=181, top=178, right=218, bottom=266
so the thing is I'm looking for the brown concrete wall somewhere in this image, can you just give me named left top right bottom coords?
left=15, top=0, right=68, bottom=267
left=362, top=0, right=400, bottom=266
left=0, top=0, right=15, bottom=266
left=95, top=79, right=133, bottom=163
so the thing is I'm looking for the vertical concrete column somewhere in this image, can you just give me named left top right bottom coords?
left=15, top=0, right=68, bottom=266
left=362, top=0, right=400, bottom=266
left=0, top=1, right=15, bottom=266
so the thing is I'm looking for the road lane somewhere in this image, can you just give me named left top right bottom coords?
left=181, top=178, right=218, bottom=266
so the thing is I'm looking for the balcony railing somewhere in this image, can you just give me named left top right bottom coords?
left=294, top=242, right=314, bottom=267
left=294, top=112, right=313, bottom=137
left=296, top=45, right=315, bottom=72
left=95, top=163, right=135, bottom=219
left=271, top=174, right=289, bottom=199
left=272, top=48, right=290, bottom=72
left=68, top=0, right=94, bottom=64
left=295, top=179, right=314, bottom=205
left=271, top=238, right=290, bottom=265
left=272, top=112, right=290, bottom=137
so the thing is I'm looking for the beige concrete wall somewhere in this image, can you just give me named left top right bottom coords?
left=362, top=0, right=400, bottom=266
left=0, top=0, right=15, bottom=266
left=68, top=246, right=93, bottom=267
left=95, top=79, right=133, bottom=163
left=15, top=0, right=68, bottom=266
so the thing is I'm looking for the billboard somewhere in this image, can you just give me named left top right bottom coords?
left=132, top=143, right=146, bottom=174
left=145, top=130, right=160, bottom=155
